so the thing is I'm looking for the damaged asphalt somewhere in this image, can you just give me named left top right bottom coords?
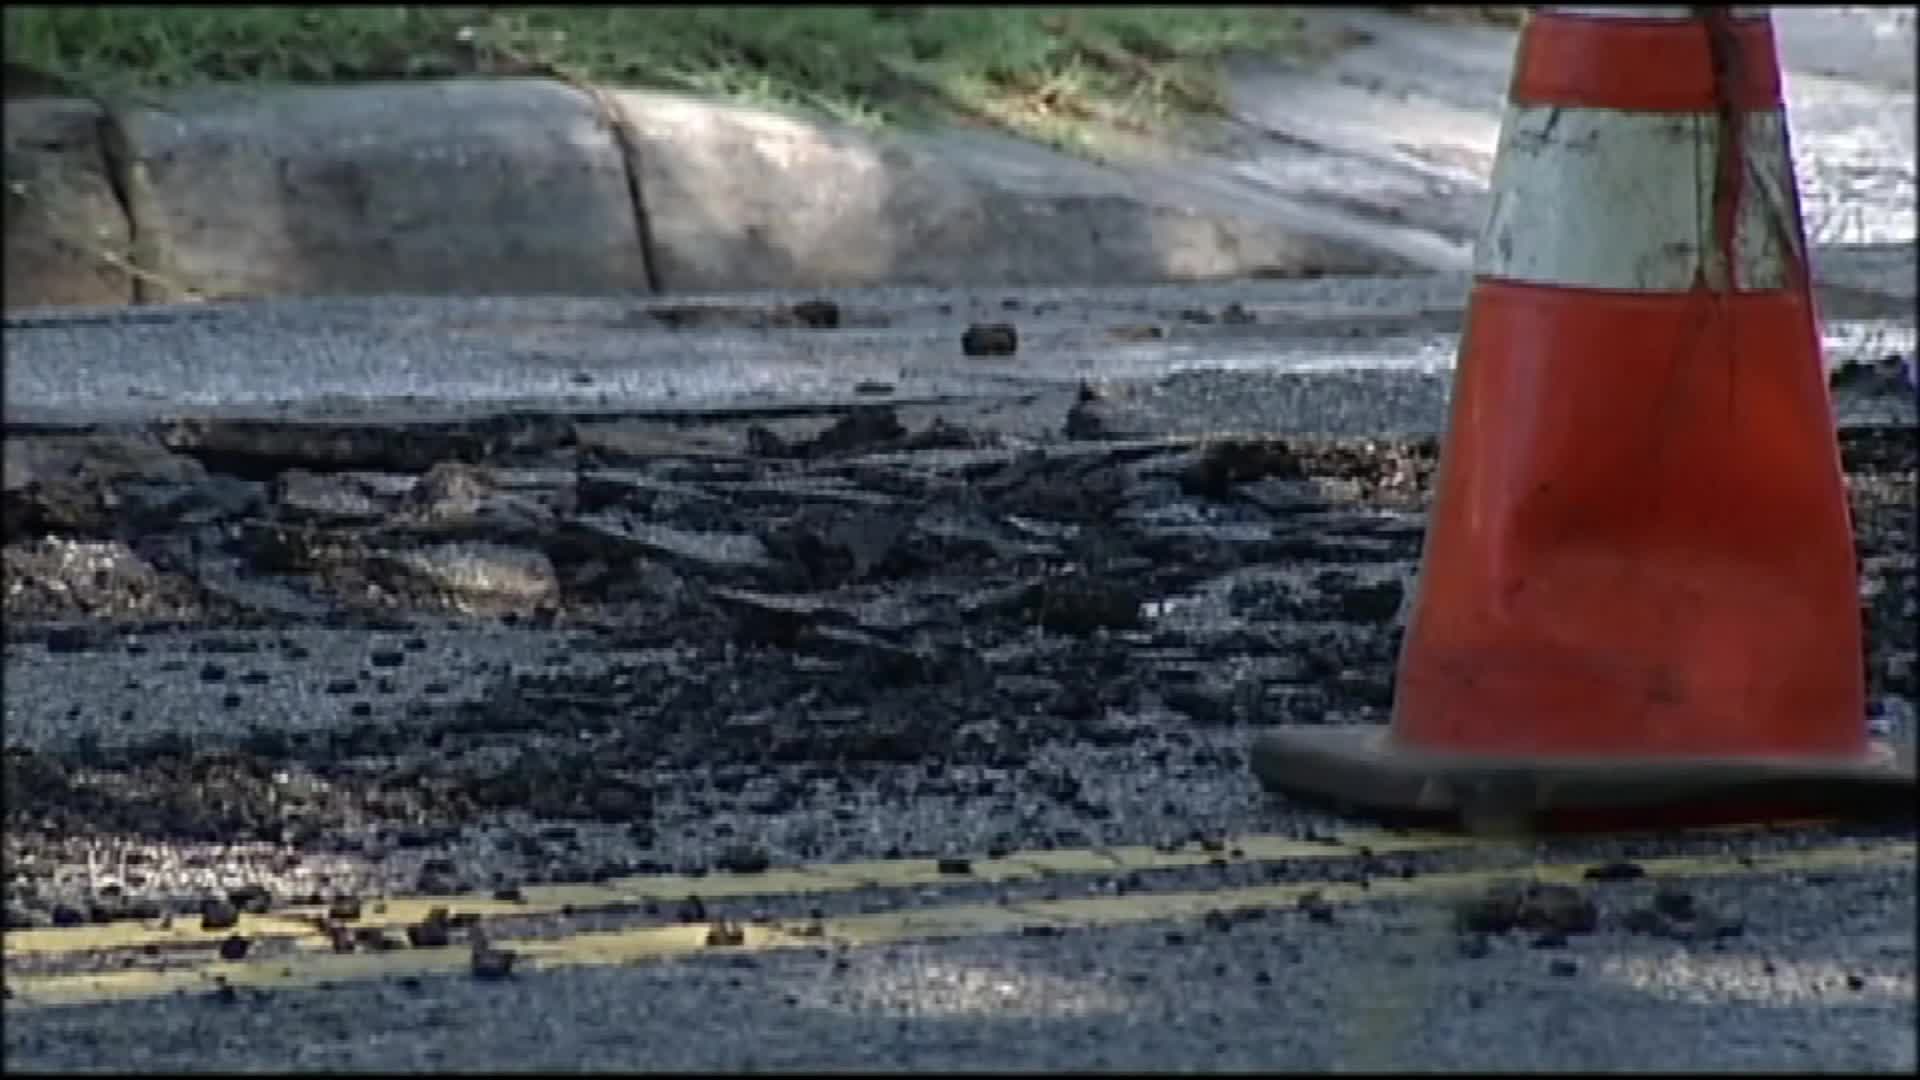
left=3, top=287, right=1916, bottom=1070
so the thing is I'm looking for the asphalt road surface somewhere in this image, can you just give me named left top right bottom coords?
left=4, top=284, right=1916, bottom=1070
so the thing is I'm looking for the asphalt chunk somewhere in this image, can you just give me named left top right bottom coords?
left=199, top=899, right=239, bottom=932
left=1653, top=887, right=1697, bottom=921
left=1583, top=861, right=1647, bottom=881
left=228, top=884, right=272, bottom=915
left=714, top=845, right=771, bottom=875
left=961, top=322, right=1018, bottom=357
left=470, top=941, right=517, bottom=981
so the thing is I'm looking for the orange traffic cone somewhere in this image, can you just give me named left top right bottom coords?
left=1251, top=6, right=1914, bottom=832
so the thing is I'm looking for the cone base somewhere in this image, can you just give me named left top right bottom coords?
left=1250, top=725, right=1916, bottom=836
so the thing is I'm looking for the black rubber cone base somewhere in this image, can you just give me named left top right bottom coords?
left=1250, top=725, right=1918, bottom=836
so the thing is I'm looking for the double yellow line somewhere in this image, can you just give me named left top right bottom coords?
left=3, top=826, right=1466, bottom=960
left=6, top=825, right=1910, bottom=1010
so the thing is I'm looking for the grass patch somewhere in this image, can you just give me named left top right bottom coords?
left=4, top=6, right=1347, bottom=154
left=1392, top=6, right=1529, bottom=29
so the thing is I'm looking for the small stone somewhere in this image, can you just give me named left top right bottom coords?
left=218, top=935, right=251, bottom=961
left=1706, top=916, right=1746, bottom=941
left=715, top=844, right=770, bottom=875
left=393, top=827, right=437, bottom=850
left=1584, top=861, right=1647, bottom=881
left=1622, top=908, right=1672, bottom=937
left=45, top=626, right=106, bottom=653
left=1531, top=930, right=1568, bottom=950
left=1845, top=973, right=1866, bottom=991
left=1548, top=958, right=1580, bottom=977
left=369, top=649, right=406, bottom=668
left=228, top=884, right=273, bottom=915
left=1653, top=887, right=1696, bottom=921
left=1106, top=323, right=1163, bottom=343
left=961, top=323, right=1018, bottom=357
left=406, top=920, right=452, bottom=949
left=590, top=785, right=646, bottom=823
left=417, top=867, right=464, bottom=896
left=200, top=899, right=240, bottom=931
left=1296, top=891, right=1336, bottom=924
left=199, top=663, right=228, bottom=683
left=407, top=906, right=454, bottom=948
left=471, top=944, right=516, bottom=981
left=790, top=299, right=841, bottom=329
left=1519, top=883, right=1597, bottom=935
left=1454, top=883, right=1522, bottom=934
left=354, top=928, right=404, bottom=952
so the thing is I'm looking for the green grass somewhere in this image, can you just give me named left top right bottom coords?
left=3, top=6, right=1346, bottom=154
left=1394, top=6, right=1529, bottom=29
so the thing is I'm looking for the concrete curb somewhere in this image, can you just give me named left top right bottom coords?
left=3, top=7, right=1913, bottom=311
left=3, top=98, right=136, bottom=308
left=4, top=78, right=1434, bottom=312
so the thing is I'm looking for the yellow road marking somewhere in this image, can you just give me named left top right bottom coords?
left=0, top=820, right=1856, bottom=959
left=7, top=837, right=1908, bottom=1010
left=0, top=825, right=1468, bottom=959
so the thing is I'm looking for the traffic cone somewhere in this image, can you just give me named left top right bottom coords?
left=1251, top=6, right=1915, bottom=833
